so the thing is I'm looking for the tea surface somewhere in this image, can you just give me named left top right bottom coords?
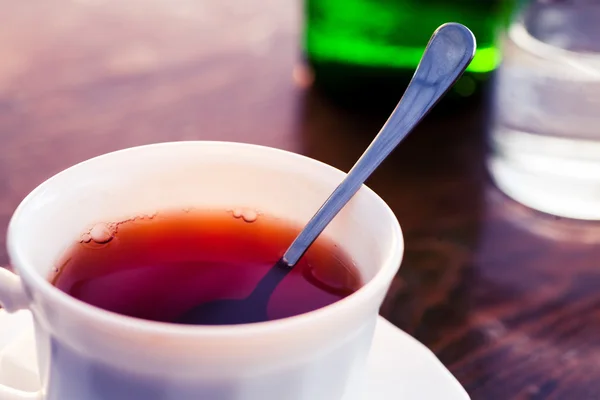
left=51, top=209, right=361, bottom=324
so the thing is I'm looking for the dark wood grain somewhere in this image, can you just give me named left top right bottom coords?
left=1, top=2, right=599, bottom=399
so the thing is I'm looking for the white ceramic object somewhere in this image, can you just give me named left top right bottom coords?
left=0, top=142, right=405, bottom=400
left=0, top=310, right=470, bottom=400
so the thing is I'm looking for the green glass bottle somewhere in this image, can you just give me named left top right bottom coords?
left=303, top=0, right=516, bottom=109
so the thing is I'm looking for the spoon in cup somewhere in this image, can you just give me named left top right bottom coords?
left=177, top=23, right=476, bottom=325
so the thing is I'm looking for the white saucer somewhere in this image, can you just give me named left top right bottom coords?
left=0, top=311, right=469, bottom=400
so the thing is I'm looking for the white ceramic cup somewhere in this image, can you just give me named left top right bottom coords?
left=0, top=142, right=403, bottom=400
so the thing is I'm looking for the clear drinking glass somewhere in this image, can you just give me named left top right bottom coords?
left=488, top=0, right=600, bottom=220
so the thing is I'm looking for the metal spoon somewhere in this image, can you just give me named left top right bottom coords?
left=176, top=23, right=476, bottom=325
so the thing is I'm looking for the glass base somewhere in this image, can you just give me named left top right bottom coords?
left=488, top=126, right=600, bottom=220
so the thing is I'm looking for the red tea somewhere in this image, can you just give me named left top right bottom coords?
left=50, top=209, right=362, bottom=325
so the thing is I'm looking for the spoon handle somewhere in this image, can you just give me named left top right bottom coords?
left=282, top=23, right=476, bottom=267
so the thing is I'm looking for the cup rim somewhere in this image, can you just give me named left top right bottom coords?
left=7, top=141, right=404, bottom=337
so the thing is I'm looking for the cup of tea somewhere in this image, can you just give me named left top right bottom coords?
left=0, top=142, right=403, bottom=400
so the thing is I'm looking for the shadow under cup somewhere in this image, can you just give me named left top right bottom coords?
left=5, top=142, right=403, bottom=400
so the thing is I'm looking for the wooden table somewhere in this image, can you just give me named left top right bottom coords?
left=1, top=2, right=599, bottom=399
